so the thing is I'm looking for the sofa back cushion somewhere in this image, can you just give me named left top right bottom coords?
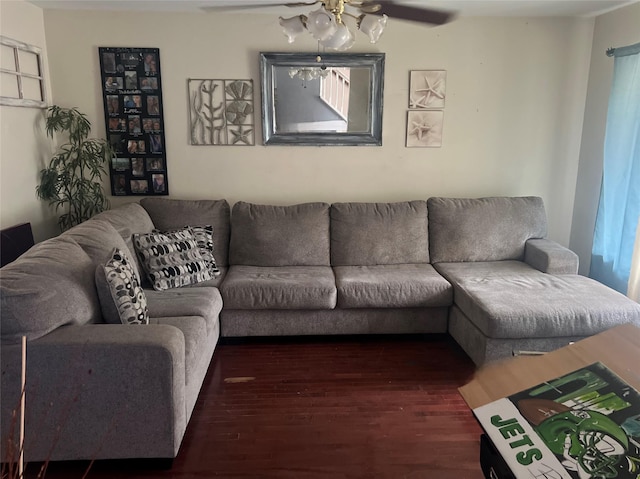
left=91, top=203, right=155, bottom=274
left=1, top=236, right=101, bottom=344
left=428, top=196, right=548, bottom=263
left=62, top=219, right=141, bottom=279
left=141, top=198, right=231, bottom=267
left=331, top=201, right=429, bottom=266
left=230, top=201, right=331, bottom=266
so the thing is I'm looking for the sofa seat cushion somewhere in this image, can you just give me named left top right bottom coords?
left=435, top=261, right=640, bottom=339
left=149, top=315, right=208, bottom=389
left=221, top=265, right=337, bottom=310
left=145, top=287, right=222, bottom=337
left=334, top=264, right=452, bottom=308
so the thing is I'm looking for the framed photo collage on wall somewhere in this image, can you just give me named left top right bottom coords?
left=99, top=47, right=168, bottom=196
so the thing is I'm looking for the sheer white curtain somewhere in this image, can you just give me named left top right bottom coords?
left=628, top=217, right=640, bottom=302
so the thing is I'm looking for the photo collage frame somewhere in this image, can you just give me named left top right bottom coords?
left=99, top=47, right=168, bottom=196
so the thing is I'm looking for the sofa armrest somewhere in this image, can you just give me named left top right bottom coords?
left=1, top=324, right=186, bottom=461
left=525, top=238, right=579, bottom=274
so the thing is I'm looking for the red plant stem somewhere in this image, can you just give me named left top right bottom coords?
left=19, top=336, right=26, bottom=479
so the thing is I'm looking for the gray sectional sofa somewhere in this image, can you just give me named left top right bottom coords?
left=1, top=195, right=639, bottom=463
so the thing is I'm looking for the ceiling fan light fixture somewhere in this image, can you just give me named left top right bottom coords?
left=306, top=7, right=338, bottom=41
left=203, top=0, right=454, bottom=52
left=319, top=22, right=354, bottom=51
left=358, top=13, right=387, bottom=43
left=279, top=15, right=307, bottom=43
left=269, top=0, right=453, bottom=51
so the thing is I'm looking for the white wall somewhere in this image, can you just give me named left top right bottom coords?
left=38, top=10, right=594, bottom=245
left=0, top=0, right=55, bottom=242
left=570, top=1, right=640, bottom=275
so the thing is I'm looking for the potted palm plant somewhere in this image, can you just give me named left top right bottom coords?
left=36, top=106, right=112, bottom=231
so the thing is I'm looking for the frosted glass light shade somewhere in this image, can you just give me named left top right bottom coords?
left=320, top=23, right=355, bottom=51
left=288, top=67, right=329, bottom=81
left=306, top=8, right=337, bottom=41
left=359, top=14, right=387, bottom=43
left=279, top=15, right=306, bottom=43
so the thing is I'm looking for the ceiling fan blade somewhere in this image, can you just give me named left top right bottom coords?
left=201, top=1, right=319, bottom=13
left=360, top=1, right=454, bottom=25
left=285, top=1, right=322, bottom=6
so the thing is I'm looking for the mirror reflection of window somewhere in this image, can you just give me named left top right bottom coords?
left=320, top=68, right=350, bottom=120
left=345, top=68, right=370, bottom=133
left=274, top=66, right=371, bottom=134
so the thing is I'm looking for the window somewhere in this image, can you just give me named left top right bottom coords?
left=590, top=42, right=640, bottom=295
left=0, top=35, right=46, bottom=108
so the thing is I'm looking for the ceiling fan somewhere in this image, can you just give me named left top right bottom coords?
left=202, top=0, right=455, bottom=51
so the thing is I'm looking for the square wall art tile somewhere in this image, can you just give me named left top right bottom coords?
left=188, top=79, right=254, bottom=146
left=406, top=110, right=444, bottom=148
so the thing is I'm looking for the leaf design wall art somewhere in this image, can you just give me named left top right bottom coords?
left=188, top=79, right=255, bottom=146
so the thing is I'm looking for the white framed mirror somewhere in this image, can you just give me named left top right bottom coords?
left=260, top=52, right=385, bottom=146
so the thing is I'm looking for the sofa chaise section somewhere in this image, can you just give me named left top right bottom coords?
left=438, top=260, right=640, bottom=364
left=428, top=196, right=640, bottom=365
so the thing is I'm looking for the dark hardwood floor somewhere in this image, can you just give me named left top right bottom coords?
left=26, top=335, right=484, bottom=479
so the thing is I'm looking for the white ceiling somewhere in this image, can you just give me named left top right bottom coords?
left=27, top=0, right=638, bottom=17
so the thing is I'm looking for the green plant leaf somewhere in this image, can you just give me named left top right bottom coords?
left=38, top=106, right=112, bottom=231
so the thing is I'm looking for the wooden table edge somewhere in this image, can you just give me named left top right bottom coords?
left=459, top=323, right=640, bottom=410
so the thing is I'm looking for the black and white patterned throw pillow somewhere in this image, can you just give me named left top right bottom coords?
left=97, top=248, right=149, bottom=325
left=187, top=225, right=221, bottom=277
left=133, top=228, right=213, bottom=291
left=153, top=225, right=221, bottom=277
